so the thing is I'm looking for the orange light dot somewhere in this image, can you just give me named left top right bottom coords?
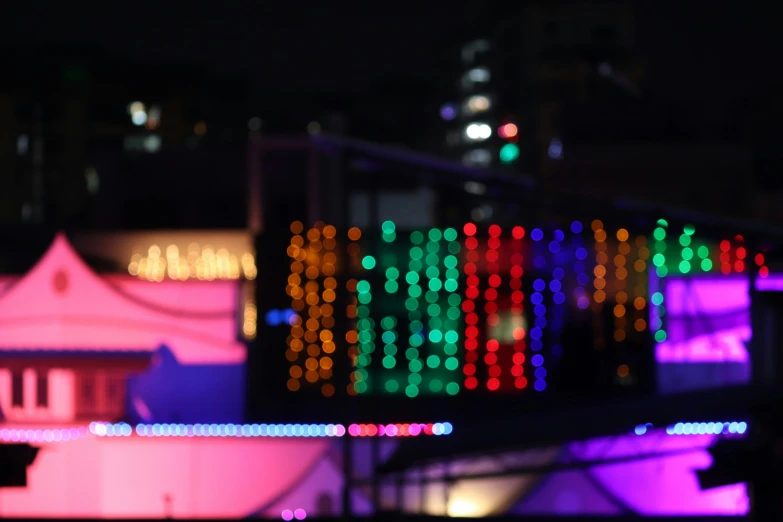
left=594, top=265, right=606, bottom=277
left=306, top=318, right=319, bottom=331
left=594, top=278, right=606, bottom=290
left=616, top=228, right=629, bottom=242
left=319, top=330, right=333, bottom=342
left=324, top=277, right=337, bottom=290
left=290, top=366, right=303, bottom=378
left=617, top=364, right=630, bottom=377
left=594, top=290, right=606, bottom=303
left=346, top=331, right=358, bottom=343
left=308, top=306, right=321, bottom=319
left=320, top=357, right=333, bottom=370
left=321, top=303, right=334, bottom=316
left=305, top=358, right=319, bottom=371
left=634, top=318, right=647, bottom=332
left=307, top=228, right=321, bottom=241
left=306, top=370, right=319, bottom=383
left=285, top=349, right=298, bottom=362
left=322, top=341, right=336, bottom=353
left=321, top=316, right=335, bottom=329
left=323, top=225, right=336, bottom=238
left=291, top=235, right=304, bottom=247
left=595, top=230, right=607, bottom=242
left=287, top=378, right=301, bottom=391
left=319, top=368, right=332, bottom=380
left=290, top=339, right=303, bottom=351
left=307, top=344, right=320, bottom=357
left=591, top=220, right=604, bottom=232
left=304, top=330, right=318, bottom=343
left=634, top=259, right=646, bottom=272
left=634, top=297, right=646, bottom=310
left=291, top=261, right=304, bottom=274
left=614, top=330, right=626, bottom=342
left=348, top=227, right=362, bottom=241
left=321, top=383, right=335, bottom=397
left=613, top=304, right=626, bottom=318
left=290, top=221, right=304, bottom=234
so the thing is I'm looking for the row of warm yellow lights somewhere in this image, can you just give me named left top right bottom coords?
left=244, top=301, right=257, bottom=340
left=128, top=244, right=257, bottom=282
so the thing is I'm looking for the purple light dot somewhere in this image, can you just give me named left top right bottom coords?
left=440, top=103, right=457, bottom=121
left=282, top=509, right=294, bottom=521
left=294, top=508, right=307, bottom=520
left=577, top=296, right=590, bottom=309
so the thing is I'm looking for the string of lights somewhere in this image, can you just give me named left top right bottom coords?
left=510, top=226, right=527, bottom=389
left=463, top=223, right=480, bottom=391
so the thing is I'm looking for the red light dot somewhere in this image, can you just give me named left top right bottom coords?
left=466, top=250, right=479, bottom=263
left=463, top=223, right=477, bottom=236
left=756, top=253, right=765, bottom=266
left=760, top=266, right=770, bottom=278
left=721, top=263, right=732, bottom=275
left=511, top=290, right=524, bottom=303
left=736, top=247, right=747, bottom=260
left=463, top=363, right=476, bottom=376
left=513, top=327, right=526, bottom=340
left=467, top=275, right=480, bottom=287
left=485, top=250, right=499, bottom=262
left=735, top=260, right=745, bottom=273
left=488, top=224, right=502, bottom=237
left=487, top=314, right=500, bottom=326
left=465, top=237, right=479, bottom=250
left=510, top=279, right=522, bottom=290
left=515, top=376, right=528, bottom=389
left=484, top=301, right=498, bottom=314
left=484, top=353, right=498, bottom=365
left=720, top=252, right=730, bottom=263
left=466, top=350, right=478, bottom=363
left=487, top=378, right=500, bottom=391
left=466, top=326, right=479, bottom=338
left=367, top=424, right=378, bottom=436
left=466, top=312, right=479, bottom=325
left=512, top=226, right=525, bottom=239
left=486, top=339, right=499, bottom=352
left=488, top=274, right=502, bottom=287
left=511, top=365, right=524, bottom=377
left=464, top=262, right=477, bottom=275
left=735, top=234, right=744, bottom=242
left=720, top=240, right=730, bottom=252
left=465, top=377, right=478, bottom=390
left=510, top=265, right=524, bottom=278
left=465, top=339, right=478, bottom=351
left=488, top=365, right=502, bottom=378
left=512, top=352, right=526, bottom=365
left=485, top=288, right=498, bottom=301
left=462, top=300, right=475, bottom=312
left=466, top=287, right=480, bottom=299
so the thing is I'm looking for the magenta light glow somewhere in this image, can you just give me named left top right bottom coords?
left=347, top=422, right=453, bottom=437
left=656, top=326, right=750, bottom=363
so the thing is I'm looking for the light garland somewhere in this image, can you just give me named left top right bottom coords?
left=128, top=244, right=256, bottom=282
left=634, top=421, right=747, bottom=436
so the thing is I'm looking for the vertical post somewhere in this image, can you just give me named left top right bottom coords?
left=342, top=434, right=353, bottom=518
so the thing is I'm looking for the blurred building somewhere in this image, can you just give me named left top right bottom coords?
left=439, top=1, right=640, bottom=175
left=0, top=45, right=251, bottom=227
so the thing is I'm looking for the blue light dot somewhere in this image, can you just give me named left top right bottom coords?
left=554, top=230, right=565, bottom=242
left=553, top=268, right=565, bottom=280
left=635, top=424, right=647, bottom=435
left=577, top=273, right=589, bottom=286
left=571, top=221, right=583, bottom=234
left=534, top=317, right=547, bottom=328
left=548, top=241, right=561, bottom=254
left=530, top=327, right=542, bottom=340
left=549, top=280, right=562, bottom=292
left=531, top=228, right=544, bottom=241
left=576, top=247, right=588, bottom=260
left=531, top=339, right=543, bottom=351
left=532, top=354, right=544, bottom=367
left=533, top=279, right=546, bottom=292
left=534, top=304, right=547, bottom=316
left=535, top=367, right=547, bottom=379
left=534, top=380, right=547, bottom=391
left=530, top=293, right=543, bottom=305
left=533, top=256, right=546, bottom=268
left=553, top=292, right=566, bottom=305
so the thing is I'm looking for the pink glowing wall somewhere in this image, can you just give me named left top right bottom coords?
left=0, top=234, right=244, bottom=364
left=0, top=430, right=329, bottom=518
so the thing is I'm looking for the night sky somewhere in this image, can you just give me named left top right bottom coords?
left=1, top=4, right=778, bottom=107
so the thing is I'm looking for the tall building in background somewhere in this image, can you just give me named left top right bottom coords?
left=0, top=45, right=251, bottom=227
left=441, top=2, right=640, bottom=178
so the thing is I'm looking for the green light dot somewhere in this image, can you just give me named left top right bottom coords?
left=410, top=231, right=424, bottom=244
left=357, top=305, right=370, bottom=318
left=410, top=334, right=424, bottom=347
left=386, top=267, right=399, bottom=281
left=408, top=373, right=422, bottom=385
left=355, top=381, right=368, bottom=394
left=446, top=382, right=460, bottom=395
left=429, top=279, right=443, bottom=291
left=679, top=234, right=691, bottom=247
left=357, top=354, right=371, bottom=367
left=444, top=330, right=459, bottom=343
left=362, top=256, right=376, bottom=269
left=358, top=292, right=372, bottom=304
left=383, top=344, right=397, bottom=356
left=681, top=247, right=693, bottom=260
left=444, top=343, right=458, bottom=356
left=427, top=303, right=441, bottom=317
left=652, top=253, right=665, bottom=267
left=447, top=294, right=461, bottom=306
left=444, top=228, right=458, bottom=241
left=409, top=359, right=423, bottom=372
left=405, top=271, right=419, bottom=284
left=408, top=310, right=421, bottom=321
left=405, top=348, right=419, bottom=360
left=382, top=231, right=396, bottom=243
left=381, top=316, right=397, bottom=330
left=425, top=290, right=440, bottom=303
left=385, top=280, right=399, bottom=293
left=657, top=218, right=669, bottom=227
left=409, top=260, right=423, bottom=271
left=444, top=255, right=458, bottom=268
left=653, top=227, right=666, bottom=241
left=697, top=246, right=710, bottom=259
left=429, top=330, right=443, bottom=343
left=679, top=260, right=691, bottom=273
left=425, top=254, right=439, bottom=266
left=448, top=242, right=461, bottom=254
left=444, top=279, right=459, bottom=292
left=445, top=268, right=460, bottom=280
left=701, top=258, right=713, bottom=272
left=385, top=380, right=399, bottom=393
left=408, top=285, right=422, bottom=298
left=427, top=355, right=441, bottom=368
left=405, top=298, right=419, bottom=311
left=357, top=280, right=371, bottom=293
left=381, top=220, right=396, bottom=234
left=651, top=292, right=664, bottom=306
left=429, top=379, right=444, bottom=392
left=426, top=266, right=440, bottom=278
left=405, top=385, right=419, bottom=398
left=426, top=241, right=440, bottom=253
left=654, top=330, right=667, bottom=342
left=382, top=356, right=396, bottom=369
left=428, top=229, right=442, bottom=241
left=445, top=356, right=459, bottom=370
left=654, top=241, right=667, bottom=253
left=656, top=265, right=669, bottom=278
left=358, top=318, right=371, bottom=330
left=429, top=317, right=443, bottom=330
left=410, top=320, right=424, bottom=333
left=409, top=247, right=423, bottom=260
left=381, top=330, right=396, bottom=343
left=684, top=224, right=695, bottom=236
